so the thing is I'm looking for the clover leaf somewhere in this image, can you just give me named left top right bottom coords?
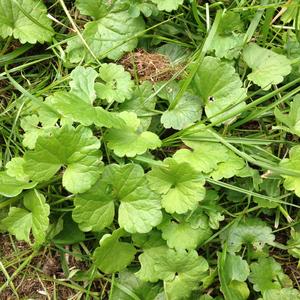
left=249, top=257, right=292, bottom=292
left=147, top=158, right=206, bottom=214
left=93, top=229, right=137, bottom=273
left=221, top=218, right=275, bottom=253
left=151, top=0, right=184, bottom=12
left=0, top=0, right=54, bottom=44
left=67, top=5, right=145, bottom=62
left=279, top=145, right=300, bottom=197
left=2, top=190, right=50, bottom=245
left=136, top=247, right=208, bottom=299
left=275, top=95, right=300, bottom=136
left=191, top=56, right=246, bottom=124
left=23, top=125, right=102, bottom=194
left=105, top=112, right=161, bottom=157
left=95, top=63, right=134, bottom=103
left=243, top=43, right=292, bottom=90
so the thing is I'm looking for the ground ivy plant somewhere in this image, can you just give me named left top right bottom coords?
left=1, top=0, right=300, bottom=299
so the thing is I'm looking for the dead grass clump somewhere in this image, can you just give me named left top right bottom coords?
left=120, top=49, right=181, bottom=82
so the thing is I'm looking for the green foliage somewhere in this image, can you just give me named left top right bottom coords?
left=191, top=56, right=246, bottom=124
left=151, top=0, right=184, bottom=12
left=23, top=125, right=102, bottom=193
left=105, top=112, right=161, bottom=157
left=147, top=158, right=206, bottom=214
left=2, top=190, right=49, bottom=245
left=67, top=1, right=145, bottom=62
left=221, top=218, right=275, bottom=253
left=280, top=145, right=300, bottom=196
left=95, top=63, right=134, bottom=103
left=243, top=43, right=292, bottom=90
left=1, top=1, right=299, bottom=298
left=249, top=257, right=292, bottom=292
left=218, top=251, right=250, bottom=300
left=93, top=229, right=137, bottom=273
left=0, top=0, right=54, bottom=43
left=275, top=95, right=300, bottom=136
left=136, top=246, right=208, bottom=299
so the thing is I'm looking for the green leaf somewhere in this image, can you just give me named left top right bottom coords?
left=175, top=128, right=245, bottom=179
left=159, top=214, right=212, bottom=250
left=0, top=0, right=54, bottom=43
left=69, top=66, right=98, bottom=103
left=75, top=0, right=109, bottom=20
left=261, top=288, right=300, bottom=300
left=72, top=180, right=115, bottom=232
left=136, top=247, right=208, bottom=299
left=50, top=92, right=124, bottom=128
left=209, top=12, right=244, bottom=60
left=20, top=115, right=54, bottom=149
left=118, top=187, right=162, bottom=234
left=111, top=269, right=162, bottom=300
left=249, top=257, right=292, bottom=292
left=191, top=56, right=246, bottom=124
left=6, top=157, right=29, bottom=182
left=23, top=125, right=102, bottom=194
left=128, top=0, right=158, bottom=18
left=275, top=95, right=300, bottom=136
left=279, top=145, right=300, bottom=197
left=132, top=230, right=166, bottom=249
left=52, top=213, right=85, bottom=245
left=66, top=8, right=145, bottom=62
left=210, top=150, right=245, bottom=180
left=287, top=226, right=300, bottom=260
left=95, top=63, right=134, bottom=103
left=2, top=190, right=50, bottom=245
left=218, top=251, right=250, bottom=300
left=190, top=190, right=224, bottom=230
left=93, top=229, right=137, bottom=273
left=105, top=112, right=161, bottom=157
left=50, top=66, right=125, bottom=128
left=103, top=164, right=162, bottom=233
left=173, top=142, right=229, bottom=174
left=151, top=0, right=183, bottom=12
left=224, top=253, right=250, bottom=282
left=147, top=158, right=206, bottom=214
left=156, top=81, right=202, bottom=130
left=119, top=81, right=157, bottom=130
left=221, top=218, right=275, bottom=253
left=243, top=43, right=292, bottom=90
left=0, top=171, right=36, bottom=197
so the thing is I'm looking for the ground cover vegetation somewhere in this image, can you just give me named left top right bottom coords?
left=1, top=0, right=300, bottom=299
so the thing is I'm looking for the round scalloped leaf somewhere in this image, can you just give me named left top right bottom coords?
left=243, top=43, right=291, bottom=90
left=0, top=0, right=54, bottom=44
